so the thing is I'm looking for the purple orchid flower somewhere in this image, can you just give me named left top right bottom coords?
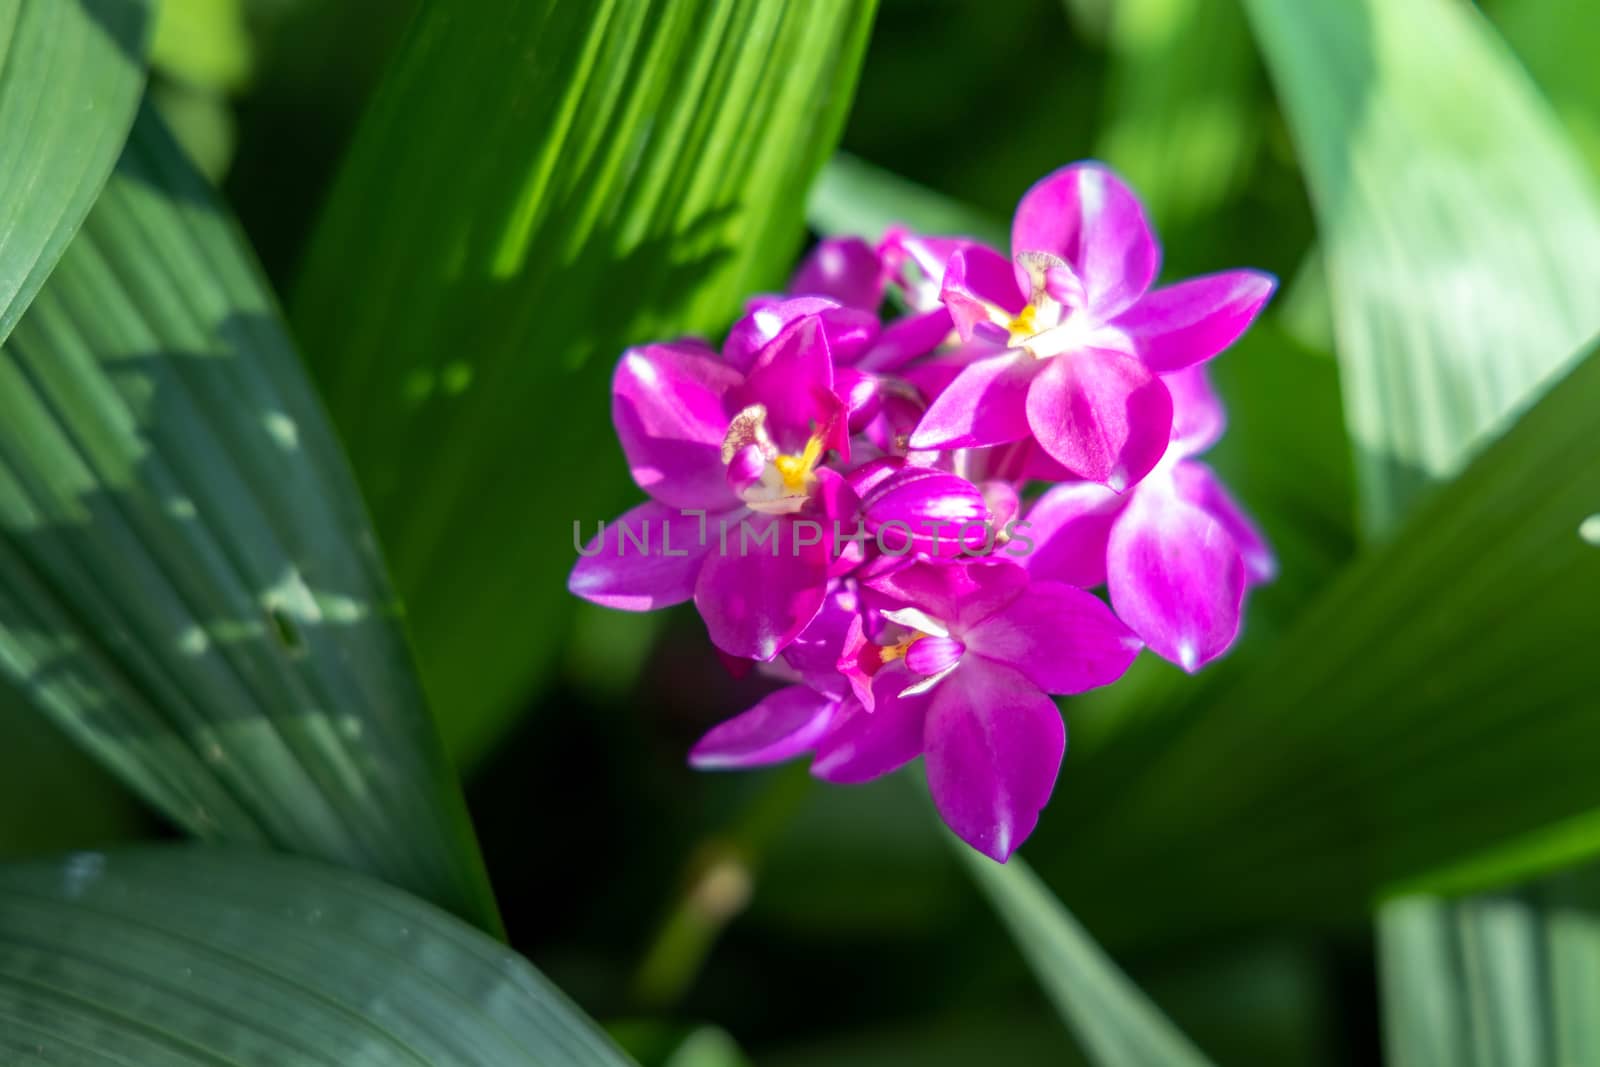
left=909, top=162, right=1275, bottom=490
left=691, top=560, right=1141, bottom=861
left=569, top=316, right=858, bottom=661
left=1021, top=366, right=1275, bottom=671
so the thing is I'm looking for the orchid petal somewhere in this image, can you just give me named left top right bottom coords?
left=924, top=659, right=1064, bottom=862
left=859, top=465, right=990, bottom=557
left=724, top=297, right=878, bottom=374
left=965, top=580, right=1141, bottom=694
left=1016, top=481, right=1123, bottom=587
left=1025, top=347, right=1173, bottom=489
left=735, top=316, right=845, bottom=457
left=1173, top=461, right=1277, bottom=585
left=857, top=307, right=955, bottom=373
left=689, top=685, right=841, bottom=769
left=1116, top=269, right=1276, bottom=372
left=1164, top=364, right=1226, bottom=457
left=781, top=583, right=861, bottom=698
left=613, top=341, right=742, bottom=509
left=568, top=500, right=721, bottom=611
left=789, top=236, right=886, bottom=311
left=907, top=349, right=1041, bottom=450
left=810, top=668, right=931, bottom=784
left=695, top=511, right=831, bottom=660
left=1108, top=479, right=1245, bottom=671
left=865, top=558, right=1028, bottom=632
left=1011, top=162, right=1159, bottom=318
left=940, top=245, right=1027, bottom=341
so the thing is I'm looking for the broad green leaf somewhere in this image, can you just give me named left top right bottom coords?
left=0, top=0, right=149, bottom=348
left=293, top=0, right=879, bottom=766
left=1379, top=871, right=1600, bottom=1067
left=1492, top=0, right=1600, bottom=181
left=1240, top=0, right=1600, bottom=537
left=1057, top=336, right=1600, bottom=933
left=957, top=846, right=1215, bottom=1067
left=0, top=107, right=498, bottom=931
left=0, top=846, right=632, bottom=1066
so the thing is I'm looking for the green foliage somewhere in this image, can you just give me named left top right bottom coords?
left=960, top=846, right=1216, bottom=1067
left=1240, top=0, right=1600, bottom=538
left=0, top=846, right=630, bottom=1065
left=293, top=0, right=880, bottom=766
left=0, top=109, right=497, bottom=931
left=1380, top=872, right=1600, bottom=1067
left=0, top=0, right=149, bottom=348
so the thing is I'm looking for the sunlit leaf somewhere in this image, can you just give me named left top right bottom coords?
left=1240, top=0, right=1600, bottom=537
left=0, top=0, right=149, bottom=347
left=0, top=846, right=631, bottom=1065
left=0, top=108, right=498, bottom=931
left=293, top=0, right=880, bottom=765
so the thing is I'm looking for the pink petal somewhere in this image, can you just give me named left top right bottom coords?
left=904, top=635, right=965, bottom=678
left=735, top=316, right=846, bottom=457
left=810, top=668, right=932, bottom=783
left=1173, top=461, right=1277, bottom=585
left=964, top=580, right=1141, bottom=694
left=613, top=341, right=742, bottom=510
left=1115, top=269, right=1276, bottom=373
left=1108, top=479, right=1245, bottom=671
left=723, top=297, right=878, bottom=374
left=690, top=685, right=841, bottom=769
left=1025, top=348, right=1173, bottom=489
left=859, top=464, right=990, bottom=557
left=907, top=349, right=1042, bottom=450
left=694, top=511, right=832, bottom=660
left=781, top=584, right=860, bottom=698
left=923, top=659, right=1064, bottom=862
left=864, top=558, right=1029, bottom=633
left=1164, top=365, right=1226, bottom=457
left=1015, top=481, right=1124, bottom=586
left=857, top=308, right=954, bottom=373
left=940, top=245, right=1027, bottom=342
left=1011, top=162, right=1159, bottom=319
left=568, top=501, right=721, bottom=610
left=789, top=237, right=887, bottom=310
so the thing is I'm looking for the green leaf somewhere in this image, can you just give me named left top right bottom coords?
left=957, top=846, right=1215, bottom=1067
left=292, top=0, right=879, bottom=765
left=1240, top=0, right=1600, bottom=538
left=0, top=845, right=632, bottom=1066
left=0, top=0, right=149, bottom=348
left=1379, top=871, right=1600, bottom=1067
left=1059, top=335, right=1600, bottom=933
left=0, top=107, right=498, bottom=931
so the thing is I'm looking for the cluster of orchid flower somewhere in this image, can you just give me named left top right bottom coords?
left=570, top=163, right=1276, bottom=861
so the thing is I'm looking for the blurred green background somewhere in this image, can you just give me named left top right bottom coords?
left=6, top=0, right=1600, bottom=1064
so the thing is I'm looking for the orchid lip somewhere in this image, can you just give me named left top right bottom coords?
left=720, top=403, right=831, bottom=514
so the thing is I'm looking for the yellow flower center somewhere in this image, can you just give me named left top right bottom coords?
left=1007, top=303, right=1039, bottom=345
left=772, top=434, right=825, bottom=494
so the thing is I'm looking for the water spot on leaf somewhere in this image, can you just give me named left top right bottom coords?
left=1581, top=514, right=1600, bottom=546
